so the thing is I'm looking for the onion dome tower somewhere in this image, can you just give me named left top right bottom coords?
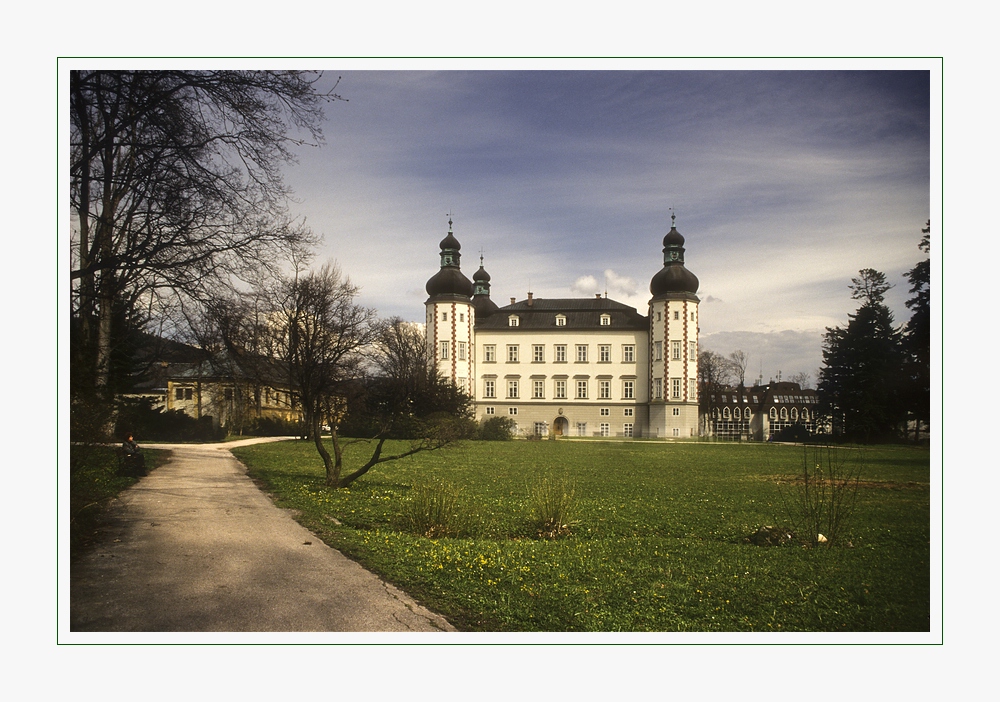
left=425, top=217, right=474, bottom=393
left=471, top=254, right=500, bottom=318
left=648, top=212, right=700, bottom=439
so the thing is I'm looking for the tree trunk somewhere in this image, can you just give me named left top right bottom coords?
left=336, top=438, right=387, bottom=489
left=319, top=418, right=344, bottom=487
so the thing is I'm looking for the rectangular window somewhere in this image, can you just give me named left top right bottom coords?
left=458, top=341, right=467, bottom=361
left=533, top=345, right=544, bottom=363
left=689, top=341, right=696, bottom=359
left=600, top=315, right=611, bottom=326
left=185, top=388, right=193, bottom=400
left=556, top=316, right=566, bottom=326
left=600, top=423, right=610, bottom=437
left=576, top=345, right=588, bottom=363
left=509, top=407, right=518, bottom=415
left=441, top=312, right=447, bottom=321
left=507, top=345, right=519, bottom=363
left=484, top=379, right=496, bottom=398
left=674, top=311, right=679, bottom=320
left=624, top=407, right=633, bottom=417
left=507, top=380, right=519, bottom=399
left=673, top=407, right=680, bottom=416
left=671, top=378, right=682, bottom=399
left=534, top=422, right=547, bottom=436
left=600, top=407, right=610, bottom=416
left=690, top=379, right=698, bottom=401
left=508, top=316, right=519, bottom=327
left=577, top=422, right=587, bottom=437
left=440, top=341, right=449, bottom=360
left=555, top=380, right=567, bottom=399
left=599, top=344, right=611, bottom=362
left=623, top=380, right=634, bottom=400
left=576, top=380, right=588, bottom=399
left=599, top=380, right=611, bottom=399
left=459, top=313, right=464, bottom=322
left=654, top=378, right=663, bottom=399
left=533, top=380, right=545, bottom=399
left=672, top=428, right=680, bottom=437
left=555, top=345, right=567, bottom=362
left=671, top=340, right=681, bottom=360
left=623, top=423, right=633, bottom=438
left=623, top=345, right=635, bottom=363
left=484, top=345, right=496, bottom=362
left=175, top=388, right=183, bottom=401
left=655, top=341, right=662, bottom=361
left=485, top=406, right=495, bottom=415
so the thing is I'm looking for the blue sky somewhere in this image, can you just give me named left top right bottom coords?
left=282, top=67, right=932, bottom=385
left=284, top=68, right=931, bottom=385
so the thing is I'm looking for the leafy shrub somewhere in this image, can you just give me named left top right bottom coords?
left=115, top=397, right=226, bottom=442
left=244, top=416, right=305, bottom=437
left=400, top=480, right=472, bottom=538
left=477, top=415, right=516, bottom=441
left=529, top=476, right=578, bottom=539
left=772, top=423, right=813, bottom=443
left=778, top=444, right=863, bottom=547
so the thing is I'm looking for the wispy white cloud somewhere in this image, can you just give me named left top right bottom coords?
left=283, top=67, right=932, bottom=375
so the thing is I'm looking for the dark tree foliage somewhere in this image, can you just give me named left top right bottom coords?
left=902, top=222, right=931, bottom=440
left=818, top=269, right=906, bottom=441
left=70, top=70, right=336, bottom=406
left=341, top=318, right=474, bottom=440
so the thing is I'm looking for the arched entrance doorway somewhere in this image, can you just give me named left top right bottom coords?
left=553, top=416, right=569, bottom=436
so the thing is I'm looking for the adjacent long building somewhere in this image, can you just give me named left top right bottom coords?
left=425, top=216, right=701, bottom=439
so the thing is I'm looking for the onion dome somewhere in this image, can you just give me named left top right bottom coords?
left=650, top=213, right=700, bottom=297
left=473, top=262, right=491, bottom=284
left=425, top=218, right=474, bottom=299
left=472, top=255, right=499, bottom=317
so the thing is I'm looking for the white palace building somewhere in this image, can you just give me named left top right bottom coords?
left=424, top=215, right=701, bottom=439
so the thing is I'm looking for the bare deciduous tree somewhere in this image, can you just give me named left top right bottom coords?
left=788, top=372, right=813, bottom=389
left=70, top=70, right=340, bottom=398
left=728, top=349, right=749, bottom=387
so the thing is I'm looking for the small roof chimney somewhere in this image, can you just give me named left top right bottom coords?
left=527, top=292, right=534, bottom=307
left=510, top=297, right=516, bottom=305
left=595, top=293, right=601, bottom=299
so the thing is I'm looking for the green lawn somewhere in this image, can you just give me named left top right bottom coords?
left=232, top=438, right=932, bottom=632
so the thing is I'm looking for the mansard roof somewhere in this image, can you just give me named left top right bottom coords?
left=708, top=383, right=819, bottom=408
left=475, top=296, right=648, bottom=331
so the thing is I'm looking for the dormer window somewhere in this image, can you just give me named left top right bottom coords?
left=600, top=314, right=611, bottom=326
left=508, top=315, right=519, bottom=327
left=555, top=315, right=566, bottom=327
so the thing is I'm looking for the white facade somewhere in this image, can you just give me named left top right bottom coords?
left=474, top=320, right=650, bottom=437
left=423, top=216, right=702, bottom=439
left=426, top=299, right=475, bottom=395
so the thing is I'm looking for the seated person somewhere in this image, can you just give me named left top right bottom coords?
left=122, top=434, right=146, bottom=474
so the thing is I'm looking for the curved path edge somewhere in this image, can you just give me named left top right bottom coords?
left=70, top=437, right=455, bottom=633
